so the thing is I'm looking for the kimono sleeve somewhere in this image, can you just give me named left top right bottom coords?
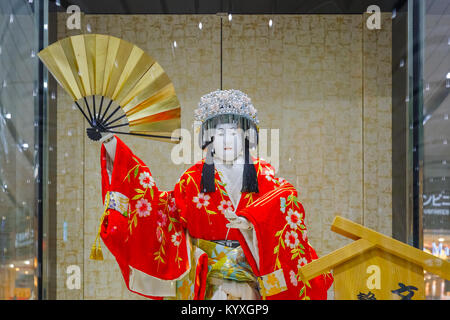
left=98, top=136, right=191, bottom=298
left=172, top=171, right=189, bottom=229
left=235, top=178, right=334, bottom=300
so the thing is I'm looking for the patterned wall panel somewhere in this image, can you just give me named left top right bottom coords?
left=55, top=13, right=392, bottom=299
left=55, top=14, right=221, bottom=299
left=222, top=15, right=366, bottom=256
left=55, top=12, right=86, bottom=300
left=362, top=13, right=393, bottom=235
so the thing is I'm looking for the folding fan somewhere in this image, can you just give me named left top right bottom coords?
left=38, top=34, right=181, bottom=143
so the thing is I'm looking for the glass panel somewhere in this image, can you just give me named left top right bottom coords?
left=48, top=3, right=408, bottom=300
left=422, top=0, right=450, bottom=300
left=0, top=0, right=45, bottom=300
left=1, top=0, right=448, bottom=301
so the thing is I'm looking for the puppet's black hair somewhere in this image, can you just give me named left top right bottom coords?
left=199, top=114, right=259, bottom=193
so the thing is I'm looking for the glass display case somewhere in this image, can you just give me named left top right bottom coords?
left=0, top=0, right=448, bottom=300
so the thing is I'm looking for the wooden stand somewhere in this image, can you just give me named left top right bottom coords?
left=298, top=216, right=450, bottom=300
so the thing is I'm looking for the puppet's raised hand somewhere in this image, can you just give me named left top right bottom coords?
left=100, top=133, right=117, bottom=162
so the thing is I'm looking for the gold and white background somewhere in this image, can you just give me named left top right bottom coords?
left=55, top=13, right=392, bottom=299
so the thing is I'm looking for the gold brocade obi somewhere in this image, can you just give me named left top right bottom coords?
left=194, top=238, right=259, bottom=299
left=195, top=239, right=256, bottom=283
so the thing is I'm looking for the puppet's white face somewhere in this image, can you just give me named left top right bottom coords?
left=213, top=123, right=243, bottom=164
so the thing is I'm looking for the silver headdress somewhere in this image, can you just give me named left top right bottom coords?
left=194, top=89, right=259, bottom=125
left=196, top=89, right=260, bottom=194
left=195, top=89, right=259, bottom=151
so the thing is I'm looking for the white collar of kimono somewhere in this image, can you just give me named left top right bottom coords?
left=215, top=156, right=244, bottom=210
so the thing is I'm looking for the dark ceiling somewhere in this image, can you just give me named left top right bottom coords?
left=52, top=0, right=407, bottom=14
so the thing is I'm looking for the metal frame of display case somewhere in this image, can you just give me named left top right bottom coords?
left=409, top=0, right=425, bottom=250
left=35, top=0, right=47, bottom=301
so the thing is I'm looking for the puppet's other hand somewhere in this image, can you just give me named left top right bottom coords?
left=224, top=209, right=240, bottom=221
left=226, top=216, right=252, bottom=230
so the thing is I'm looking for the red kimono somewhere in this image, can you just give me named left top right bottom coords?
left=99, top=136, right=333, bottom=300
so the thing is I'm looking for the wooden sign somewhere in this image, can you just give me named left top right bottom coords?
left=298, top=216, right=450, bottom=300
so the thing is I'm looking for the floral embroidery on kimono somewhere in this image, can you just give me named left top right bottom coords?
left=99, top=136, right=333, bottom=300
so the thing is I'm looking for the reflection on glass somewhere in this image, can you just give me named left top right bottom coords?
left=422, top=0, right=450, bottom=300
left=0, top=0, right=40, bottom=300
